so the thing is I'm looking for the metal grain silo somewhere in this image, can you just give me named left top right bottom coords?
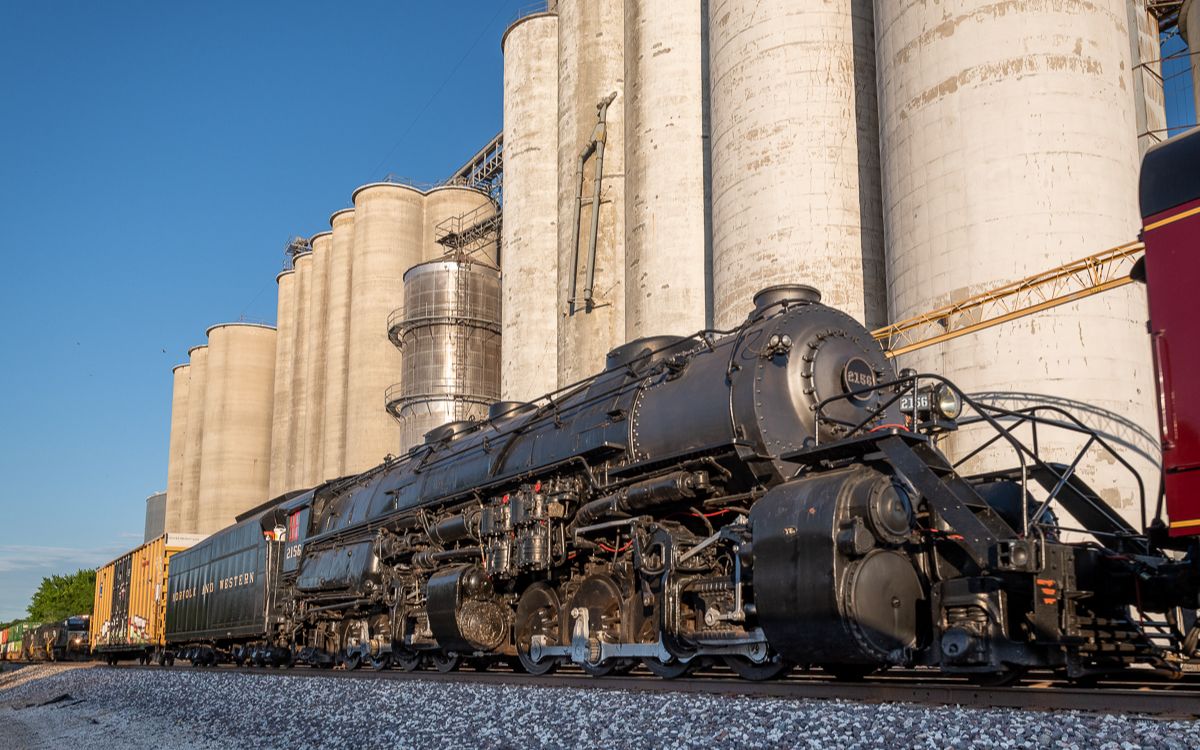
left=287, top=250, right=313, bottom=489
left=144, top=491, right=166, bottom=543
left=624, top=0, right=709, bottom=338
left=321, top=208, right=355, bottom=480
left=874, top=0, right=1160, bottom=523
left=178, top=345, right=208, bottom=534
left=424, top=185, right=499, bottom=266
left=196, top=323, right=277, bottom=535
left=163, top=363, right=190, bottom=534
left=388, top=259, right=501, bottom=452
left=502, top=12, right=560, bottom=402
left=345, top=182, right=425, bottom=472
left=267, top=269, right=296, bottom=499
left=304, top=231, right=332, bottom=486
left=556, top=0, right=626, bottom=386
left=707, top=0, right=885, bottom=330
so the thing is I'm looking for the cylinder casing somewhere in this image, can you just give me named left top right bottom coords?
left=556, top=0, right=627, bottom=386
left=707, top=0, right=885, bottom=330
left=393, top=260, right=502, bottom=452
left=345, top=183, right=424, bottom=472
left=424, top=186, right=498, bottom=266
left=164, top=363, right=190, bottom=534
left=196, top=323, right=277, bottom=535
left=288, top=251, right=313, bottom=489
left=268, top=269, right=296, bottom=499
left=624, top=0, right=709, bottom=338
left=502, top=13, right=560, bottom=401
left=178, top=345, right=208, bottom=534
left=322, top=208, right=355, bottom=480
left=305, top=232, right=332, bottom=486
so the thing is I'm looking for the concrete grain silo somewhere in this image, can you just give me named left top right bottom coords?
left=424, top=185, right=499, bottom=266
left=624, top=0, right=709, bottom=338
left=345, top=183, right=424, bottom=473
left=502, top=12, right=560, bottom=402
left=288, top=250, right=313, bottom=489
left=390, top=260, right=501, bottom=452
left=556, top=0, right=627, bottom=386
left=144, top=491, right=166, bottom=543
left=196, top=323, right=277, bottom=535
left=178, top=345, right=208, bottom=534
left=163, top=363, right=190, bottom=534
left=304, top=231, right=332, bottom=486
left=707, top=0, right=885, bottom=330
left=321, top=208, right=355, bottom=480
left=874, top=0, right=1160, bottom=524
left=267, top=269, right=296, bottom=499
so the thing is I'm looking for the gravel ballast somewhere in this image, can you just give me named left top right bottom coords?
left=1, top=664, right=1198, bottom=749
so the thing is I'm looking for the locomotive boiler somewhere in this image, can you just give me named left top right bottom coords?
left=155, top=279, right=1199, bottom=684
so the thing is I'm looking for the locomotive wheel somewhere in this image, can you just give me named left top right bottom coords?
left=271, top=647, right=294, bottom=669
left=515, top=583, right=563, bottom=676
left=724, top=655, right=791, bottom=681
left=369, top=653, right=391, bottom=672
left=430, top=652, right=460, bottom=673
left=343, top=650, right=363, bottom=671
left=642, top=658, right=695, bottom=680
left=393, top=650, right=422, bottom=672
left=570, top=575, right=624, bottom=677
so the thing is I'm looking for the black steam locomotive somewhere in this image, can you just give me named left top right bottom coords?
left=161, top=281, right=1199, bottom=683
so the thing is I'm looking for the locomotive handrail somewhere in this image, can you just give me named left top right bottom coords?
left=814, top=373, right=1148, bottom=547
left=956, top=401, right=1149, bottom=539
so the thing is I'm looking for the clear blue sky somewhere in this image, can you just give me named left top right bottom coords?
left=0, top=0, right=526, bottom=621
left=0, top=5, right=1195, bottom=623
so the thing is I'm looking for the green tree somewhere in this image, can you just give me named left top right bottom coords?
left=26, top=569, right=95, bottom=623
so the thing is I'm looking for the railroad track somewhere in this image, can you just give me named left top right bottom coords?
left=108, top=663, right=1200, bottom=720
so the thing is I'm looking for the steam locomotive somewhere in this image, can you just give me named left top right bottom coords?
left=154, top=129, right=1200, bottom=684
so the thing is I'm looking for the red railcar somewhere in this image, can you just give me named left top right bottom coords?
left=1139, top=128, right=1200, bottom=536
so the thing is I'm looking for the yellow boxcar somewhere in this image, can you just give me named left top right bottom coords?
left=90, top=533, right=204, bottom=664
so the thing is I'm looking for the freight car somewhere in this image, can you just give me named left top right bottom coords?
left=23, top=617, right=90, bottom=662
left=0, top=622, right=32, bottom=662
left=91, top=533, right=203, bottom=665
left=164, top=505, right=291, bottom=667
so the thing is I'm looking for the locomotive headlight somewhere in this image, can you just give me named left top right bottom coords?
left=934, top=385, right=962, bottom=420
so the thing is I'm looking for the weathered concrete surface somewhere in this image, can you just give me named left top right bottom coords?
left=267, top=269, right=295, bottom=499
left=624, top=0, right=710, bottom=339
left=502, top=13, right=560, bottom=402
left=875, top=0, right=1161, bottom=524
left=304, top=232, right=332, bottom=487
left=287, top=251, right=313, bottom=489
left=178, top=345, right=208, bottom=534
left=345, top=183, right=424, bottom=473
left=163, top=363, right=189, bottom=533
left=423, top=185, right=498, bottom=266
left=321, top=208, right=355, bottom=481
left=708, top=0, right=886, bottom=330
left=557, top=0, right=627, bottom=386
left=196, top=323, right=276, bottom=535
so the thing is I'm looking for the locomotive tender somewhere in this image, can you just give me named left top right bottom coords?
left=155, top=127, right=1200, bottom=682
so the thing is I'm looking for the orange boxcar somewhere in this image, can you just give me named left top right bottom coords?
left=90, top=533, right=204, bottom=664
